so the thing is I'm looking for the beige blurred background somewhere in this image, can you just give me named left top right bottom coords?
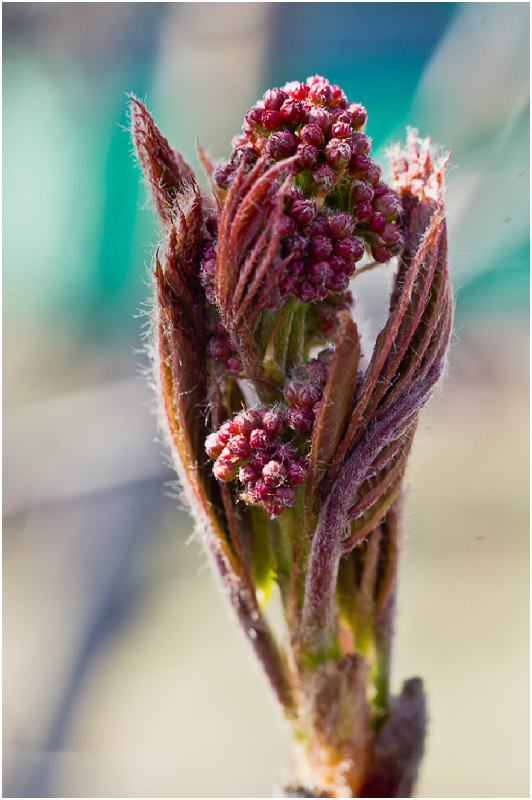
left=3, top=3, right=529, bottom=797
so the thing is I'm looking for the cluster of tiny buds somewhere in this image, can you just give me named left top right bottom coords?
left=283, top=357, right=329, bottom=431
left=279, top=188, right=364, bottom=300
left=214, top=75, right=372, bottom=197
left=205, top=408, right=308, bottom=517
left=213, top=76, right=403, bottom=266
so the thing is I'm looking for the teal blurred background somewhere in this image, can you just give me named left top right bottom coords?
left=3, top=3, right=529, bottom=797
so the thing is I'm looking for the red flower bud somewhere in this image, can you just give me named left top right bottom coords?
left=266, top=130, right=299, bottom=159
left=262, top=110, right=283, bottom=131
left=297, top=143, right=319, bottom=169
left=288, top=461, right=307, bottom=486
left=330, top=121, right=351, bottom=140
left=307, top=106, right=333, bottom=132
left=290, top=200, right=317, bottom=228
left=312, top=164, right=336, bottom=192
left=239, top=464, right=258, bottom=485
left=348, top=102, right=367, bottom=128
left=274, top=485, right=296, bottom=507
left=263, top=88, right=287, bottom=110
left=262, top=460, right=288, bottom=488
left=262, top=409, right=285, bottom=437
left=325, top=138, right=352, bottom=168
left=250, top=428, right=272, bottom=449
left=286, top=404, right=315, bottom=431
left=369, top=212, right=386, bottom=233
left=334, top=237, right=364, bottom=262
left=310, top=235, right=333, bottom=260
left=354, top=201, right=373, bottom=221
left=327, top=212, right=354, bottom=239
left=280, top=98, right=305, bottom=125
left=308, top=261, right=333, bottom=286
left=228, top=434, right=252, bottom=459
left=300, top=124, right=325, bottom=148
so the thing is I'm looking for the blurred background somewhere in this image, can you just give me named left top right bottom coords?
left=3, top=2, right=529, bottom=797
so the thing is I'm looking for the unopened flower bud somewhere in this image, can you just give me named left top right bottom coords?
left=263, top=88, right=287, bottom=110
left=334, top=237, right=364, bottom=262
left=297, top=143, right=319, bottom=169
left=218, top=420, right=239, bottom=443
left=330, top=121, right=351, bottom=140
left=283, top=80, right=308, bottom=100
left=234, top=410, right=262, bottom=435
left=213, top=451, right=241, bottom=481
left=350, top=181, right=374, bottom=204
left=297, top=382, right=322, bottom=406
left=274, top=443, right=297, bottom=463
left=328, top=271, right=350, bottom=292
left=381, top=222, right=402, bottom=246
left=310, top=235, right=333, bottom=260
left=288, top=461, right=307, bottom=486
left=250, top=428, right=272, bottom=450
left=330, top=84, right=347, bottom=107
left=312, top=164, right=336, bottom=192
left=205, top=432, right=224, bottom=459
left=325, top=138, right=352, bottom=168
left=279, top=215, right=297, bottom=237
left=274, top=485, right=296, bottom=507
left=280, top=98, right=305, bottom=125
left=296, top=281, right=318, bottom=303
left=207, top=337, right=231, bottom=360
left=262, top=409, right=285, bottom=437
left=308, top=82, right=333, bottom=106
left=350, top=131, right=371, bottom=154
left=279, top=273, right=300, bottom=296
left=239, top=464, right=258, bottom=485
left=225, top=356, right=241, bottom=375
left=307, top=106, right=333, bottom=132
left=369, top=212, right=386, bottom=233
left=371, top=243, right=392, bottom=263
left=245, top=107, right=265, bottom=131
left=290, top=200, right=317, bottom=228
left=287, top=404, right=315, bottom=431
left=354, top=201, right=373, bottom=220
left=262, top=497, right=285, bottom=518
left=366, top=162, right=382, bottom=185
left=300, top=124, right=325, bottom=148
left=283, top=383, right=298, bottom=405
left=266, top=130, right=298, bottom=159
left=252, top=478, right=273, bottom=501
left=228, top=434, right=252, bottom=459
left=349, top=153, right=373, bottom=177
left=349, top=102, right=368, bottom=128
left=373, top=192, right=401, bottom=220
left=249, top=452, right=270, bottom=474
left=327, top=212, right=354, bottom=239
left=332, top=109, right=352, bottom=125
left=263, top=460, right=288, bottom=488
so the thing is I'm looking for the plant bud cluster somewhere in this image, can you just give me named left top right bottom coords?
left=283, top=357, right=330, bottom=432
left=214, top=75, right=370, bottom=195
left=205, top=408, right=309, bottom=517
left=214, top=75, right=403, bottom=268
left=278, top=188, right=364, bottom=300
